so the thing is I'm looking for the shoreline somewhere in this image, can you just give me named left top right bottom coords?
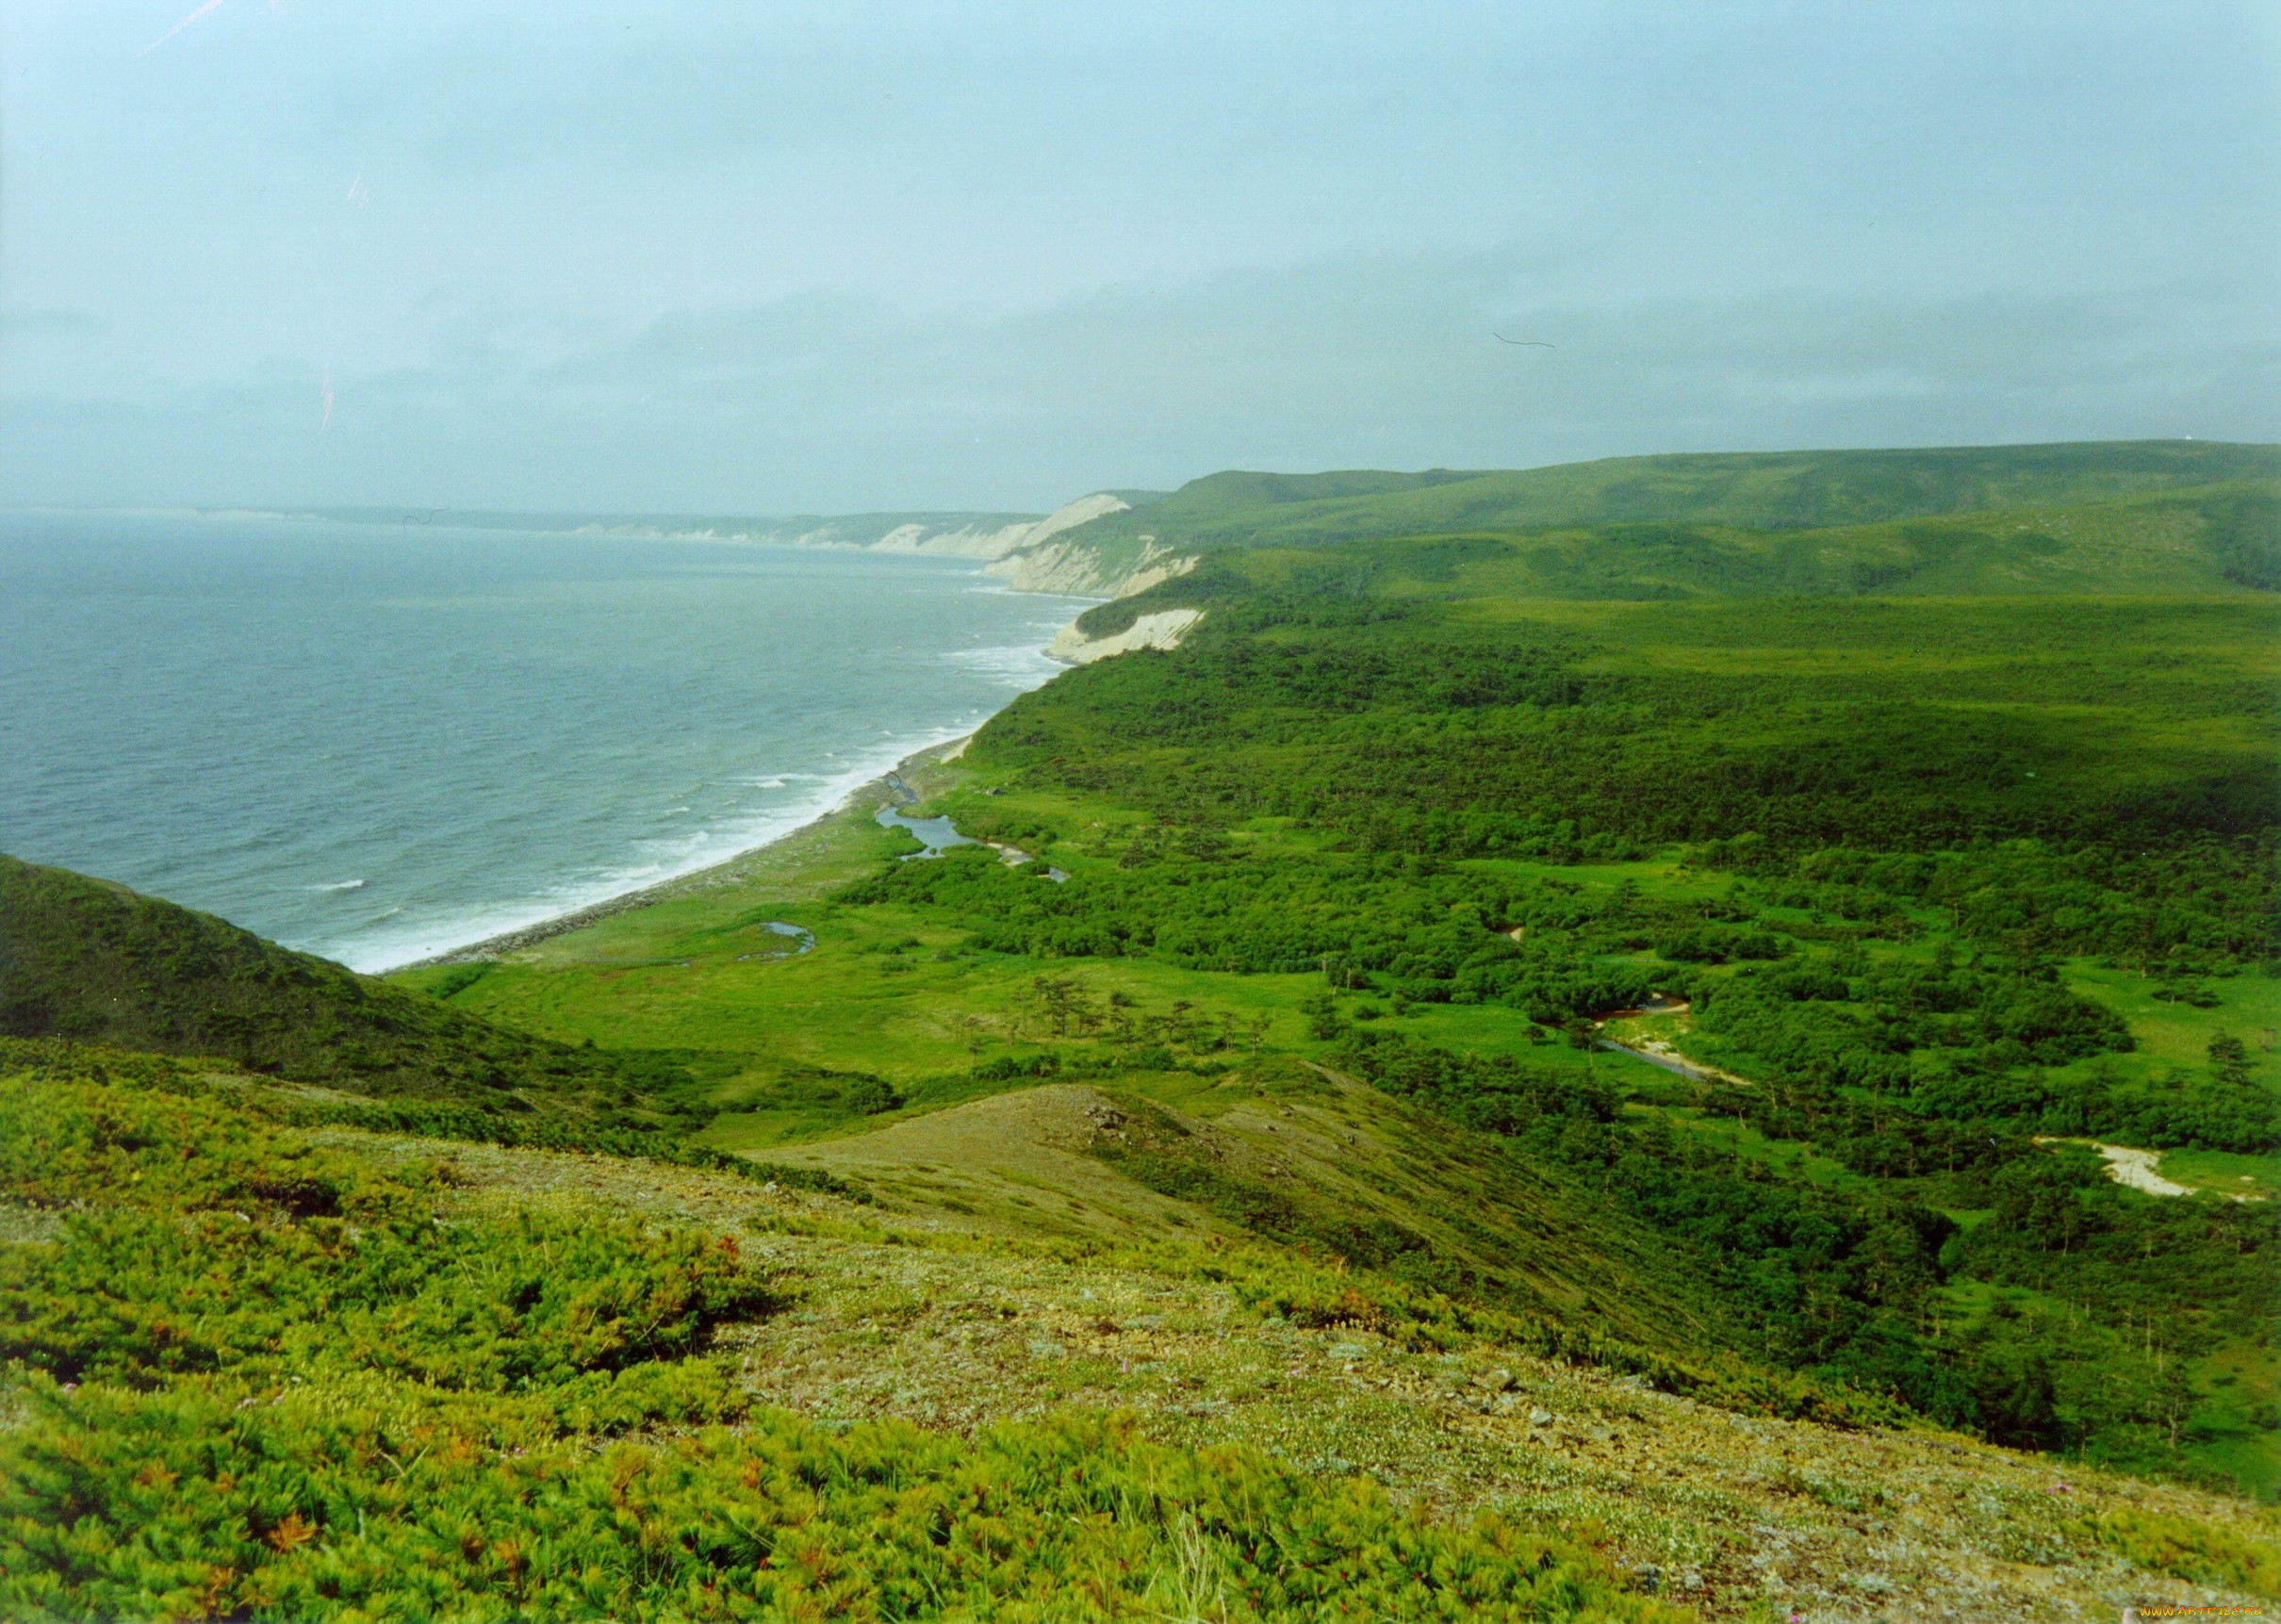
left=385, top=732, right=974, bottom=973
left=346, top=549, right=1103, bottom=976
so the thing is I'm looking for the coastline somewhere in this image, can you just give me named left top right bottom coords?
left=326, top=554, right=1102, bottom=976
left=384, top=732, right=973, bottom=973
left=10, top=515, right=1120, bottom=976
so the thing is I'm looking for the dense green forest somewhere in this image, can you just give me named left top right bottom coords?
left=862, top=474, right=2281, bottom=1492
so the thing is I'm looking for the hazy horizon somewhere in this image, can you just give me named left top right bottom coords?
left=12, top=435, right=2281, bottom=529
left=4, top=2, right=2276, bottom=515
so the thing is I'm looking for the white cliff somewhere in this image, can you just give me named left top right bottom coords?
left=839, top=517, right=1043, bottom=560
left=1045, top=607, right=1204, bottom=664
left=989, top=534, right=1195, bottom=597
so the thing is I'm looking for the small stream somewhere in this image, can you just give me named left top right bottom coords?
left=737, top=921, right=816, bottom=960
left=1595, top=1040, right=1720, bottom=1084
left=1592, top=999, right=1731, bottom=1084
left=875, top=774, right=1067, bottom=880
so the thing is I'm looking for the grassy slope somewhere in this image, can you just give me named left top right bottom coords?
left=0, top=854, right=666, bottom=1116
left=2, top=1049, right=1705, bottom=1623
left=757, top=1066, right=1725, bottom=1358
left=1434, top=488, right=2278, bottom=600
left=389, top=802, right=1732, bottom=1367
left=6, top=1043, right=2273, bottom=1620
left=411, top=1110, right=2281, bottom=1621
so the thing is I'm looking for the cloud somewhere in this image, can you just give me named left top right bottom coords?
left=5, top=248, right=2273, bottom=512
left=495, top=252, right=2281, bottom=466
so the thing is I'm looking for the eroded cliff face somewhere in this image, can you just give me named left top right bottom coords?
left=845, top=518, right=1044, bottom=559
left=1009, top=492, right=1135, bottom=550
left=485, top=489, right=1193, bottom=602
left=988, top=535, right=1194, bottom=597
left=979, top=493, right=1204, bottom=661
left=976, top=492, right=1200, bottom=599
left=1044, top=606, right=1204, bottom=664
left=852, top=492, right=1140, bottom=562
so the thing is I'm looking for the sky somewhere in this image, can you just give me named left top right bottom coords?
left=2, top=1, right=2276, bottom=514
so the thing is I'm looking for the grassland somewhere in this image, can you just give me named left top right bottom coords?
left=6, top=1042, right=2274, bottom=1620
left=391, top=506, right=2281, bottom=1501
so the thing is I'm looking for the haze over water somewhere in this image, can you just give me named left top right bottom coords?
left=0, top=514, right=1087, bottom=971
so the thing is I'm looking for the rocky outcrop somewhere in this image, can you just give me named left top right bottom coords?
left=1045, top=607, right=1204, bottom=664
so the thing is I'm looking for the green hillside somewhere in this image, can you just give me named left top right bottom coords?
left=733, top=1063, right=1769, bottom=1375
left=1074, top=483, right=2279, bottom=644
left=0, top=855, right=698, bottom=1121
left=1414, top=484, right=2281, bottom=600
left=939, top=567, right=2281, bottom=1492
left=3, top=1041, right=1731, bottom=1623
left=1052, top=441, right=2281, bottom=561
left=27, top=1040, right=2273, bottom=1621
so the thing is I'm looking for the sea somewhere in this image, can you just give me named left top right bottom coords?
left=0, top=511, right=1091, bottom=972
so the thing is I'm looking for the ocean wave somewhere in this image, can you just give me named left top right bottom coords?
left=344, top=718, right=984, bottom=975
left=15, top=513, right=1087, bottom=981
left=945, top=643, right=1062, bottom=684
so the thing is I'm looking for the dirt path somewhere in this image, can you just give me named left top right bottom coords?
left=1595, top=1034, right=1758, bottom=1091
left=2087, top=1141, right=2197, bottom=1197
left=2034, top=1138, right=2268, bottom=1201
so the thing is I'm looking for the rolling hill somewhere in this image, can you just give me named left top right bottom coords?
left=1044, top=439, right=2281, bottom=558
left=239, top=441, right=2281, bottom=608
left=0, top=854, right=693, bottom=1118
left=1066, top=479, right=2279, bottom=648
